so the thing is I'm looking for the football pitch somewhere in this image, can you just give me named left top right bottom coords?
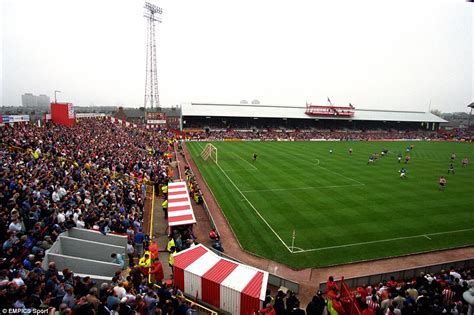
left=186, top=141, right=474, bottom=269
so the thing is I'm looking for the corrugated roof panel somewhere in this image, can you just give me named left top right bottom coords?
left=169, top=182, right=187, bottom=189
left=167, top=181, right=196, bottom=227
left=186, top=251, right=220, bottom=276
left=168, top=197, right=188, bottom=203
left=168, top=214, right=195, bottom=224
left=168, top=205, right=191, bottom=211
left=168, top=210, right=193, bottom=217
left=241, top=271, right=264, bottom=300
left=181, top=103, right=446, bottom=123
left=174, top=245, right=207, bottom=269
left=167, top=201, right=190, bottom=207
left=168, top=190, right=188, bottom=196
left=220, top=265, right=258, bottom=292
left=203, top=259, right=238, bottom=283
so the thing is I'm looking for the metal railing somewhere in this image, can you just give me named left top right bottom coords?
left=319, top=258, right=474, bottom=292
left=152, top=284, right=219, bottom=315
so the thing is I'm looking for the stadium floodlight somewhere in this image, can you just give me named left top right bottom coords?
left=143, top=2, right=163, bottom=110
left=144, top=2, right=163, bottom=22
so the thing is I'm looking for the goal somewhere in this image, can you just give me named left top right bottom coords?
left=201, top=143, right=218, bottom=164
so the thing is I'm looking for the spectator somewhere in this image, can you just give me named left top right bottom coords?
left=111, top=253, right=125, bottom=270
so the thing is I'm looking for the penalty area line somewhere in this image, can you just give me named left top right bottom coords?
left=195, top=142, right=291, bottom=253
left=232, top=152, right=258, bottom=170
left=241, top=183, right=363, bottom=193
left=288, top=150, right=365, bottom=186
left=292, top=228, right=474, bottom=253
left=215, top=162, right=293, bottom=253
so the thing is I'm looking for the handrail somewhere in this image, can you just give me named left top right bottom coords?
left=152, top=283, right=219, bottom=315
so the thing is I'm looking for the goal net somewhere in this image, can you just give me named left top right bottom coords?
left=201, top=143, right=218, bottom=164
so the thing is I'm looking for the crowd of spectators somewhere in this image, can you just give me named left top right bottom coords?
left=0, top=119, right=200, bottom=314
left=315, top=268, right=474, bottom=315
left=183, top=128, right=464, bottom=141
left=2, top=119, right=473, bottom=314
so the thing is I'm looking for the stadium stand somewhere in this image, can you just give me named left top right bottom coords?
left=0, top=119, right=196, bottom=313
left=1, top=117, right=473, bottom=315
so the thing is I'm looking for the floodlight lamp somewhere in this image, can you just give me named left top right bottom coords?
left=144, top=2, right=162, bottom=14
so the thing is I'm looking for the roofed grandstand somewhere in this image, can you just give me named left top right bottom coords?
left=1, top=110, right=473, bottom=314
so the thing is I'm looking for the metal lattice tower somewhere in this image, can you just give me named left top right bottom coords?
left=144, top=2, right=162, bottom=110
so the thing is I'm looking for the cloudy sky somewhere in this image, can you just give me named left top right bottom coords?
left=1, top=0, right=473, bottom=112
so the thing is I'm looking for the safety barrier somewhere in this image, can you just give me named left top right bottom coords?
left=340, top=277, right=362, bottom=315
left=142, top=185, right=155, bottom=236
left=319, top=258, right=474, bottom=292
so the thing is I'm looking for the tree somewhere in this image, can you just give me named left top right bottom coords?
left=430, top=109, right=442, bottom=117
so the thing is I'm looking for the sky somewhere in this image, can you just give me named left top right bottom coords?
left=1, top=0, right=473, bottom=112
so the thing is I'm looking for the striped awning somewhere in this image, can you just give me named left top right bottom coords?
left=168, top=181, right=196, bottom=227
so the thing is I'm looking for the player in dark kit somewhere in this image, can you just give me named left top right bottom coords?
left=399, top=168, right=407, bottom=179
left=252, top=152, right=257, bottom=162
left=448, top=163, right=455, bottom=174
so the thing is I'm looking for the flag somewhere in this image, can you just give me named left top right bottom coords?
left=349, top=103, right=354, bottom=109
left=327, top=97, right=332, bottom=105
left=292, top=229, right=295, bottom=240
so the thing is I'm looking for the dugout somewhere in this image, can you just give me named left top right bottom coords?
left=174, top=244, right=269, bottom=315
left=167, top=181, right=196, bottom=234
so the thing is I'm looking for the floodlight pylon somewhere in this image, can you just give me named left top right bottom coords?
left=144, top=2, right=162, bottom=110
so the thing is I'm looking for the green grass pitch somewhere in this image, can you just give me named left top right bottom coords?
left=186, top=141, right=474, bottom=269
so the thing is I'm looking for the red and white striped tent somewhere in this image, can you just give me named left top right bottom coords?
left=168, top=181, right=196, bottom=227
left=174, top=244, right=269, bottom=315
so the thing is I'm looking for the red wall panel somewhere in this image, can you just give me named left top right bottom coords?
left=51, top=103, right=75, bottom=127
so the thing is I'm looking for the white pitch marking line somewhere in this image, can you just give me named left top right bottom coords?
left=315, top=163, right=365, bottom=186
left=241, top=183, right=363, bottom=193
left=232, top=152, right=258, bottom=170
left=293, top=228, right=474, bottom=253
left=291, top=247, right=304, bottom=252
left=213, top=164, right=292, bottom=253
left=196, top=142, right=291, bottom=252
left=289, top=150, right=364, bottom=186
left=222, top=169, right=257, bottom=172
left=424, top=235, right=432, bottom=240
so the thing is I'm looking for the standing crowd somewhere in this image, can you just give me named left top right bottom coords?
left=0, top=119, right=205, bottom=314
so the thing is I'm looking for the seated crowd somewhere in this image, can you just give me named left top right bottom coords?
left=184, top=128, right=474, bottom=142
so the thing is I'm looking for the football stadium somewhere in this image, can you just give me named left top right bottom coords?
left=2, top=1, right=474, bottom=315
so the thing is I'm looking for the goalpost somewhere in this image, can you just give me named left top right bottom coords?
left=201, top=143, right=218, bottom=164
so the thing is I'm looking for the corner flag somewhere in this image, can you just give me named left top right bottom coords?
left=291, top=229, right=296, bottom=252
